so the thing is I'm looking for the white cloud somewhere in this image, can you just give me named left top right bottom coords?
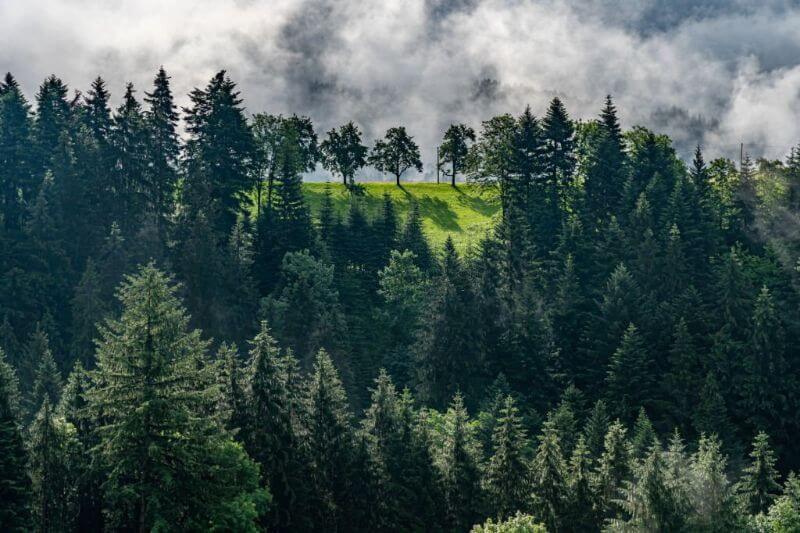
left=3, top=0, right=800, bottom=179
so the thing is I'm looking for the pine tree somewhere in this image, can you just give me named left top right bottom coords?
left=531, top=421, right=568, bottom=532
left=30, top=337, right=63, bottom=415
left=583, top=95, right=627, bottom=221
left=485, top=395, right=532, bottom=519
left=0, top=348, right=31, bottom=531
left=736, top=431, right=781, bottom=516
left=34, top=75, right=72, bottom=174
left=304, top=349, right=355, bottom=531
left=88, top=265, right=267, bottom=530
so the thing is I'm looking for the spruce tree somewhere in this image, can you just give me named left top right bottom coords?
left=304, top=349, right=355, bottom=531
left=0, top=73, right=36, bottom=231
left=736, top=431, right=781, bottom=516
left=595, top=420, right=632, bottom=518
left=566, top=436, right=599, bottom=531
left=245, top=321, right=306, bottom=530
left=88, top=265, right=267, bottom=530
left=485, top=395, right=532, bottom=519
left=688, top=434, right=741, bottom=531
left=584, top=399, right=611, bottom=461
left=143, top=67, right=179, bottom=230
left=29, top=397, right=79, bottom=532
left=183, top=70, right=257, bottom=234
left=605, top=324, right=654, bottom=424
left=438, top=393, right=485, bottom=531
left=531, top=421, right=568, bottom=532
left=631, top=407, right=658, bottom=461
left=0, top=348, right=31, bottom=531
left=399, top=201, right=432, bottom=272
left=541, top=97, right=576, bottom=212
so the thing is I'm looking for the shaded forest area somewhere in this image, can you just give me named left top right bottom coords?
left=2, top=68, right=800, bottom=531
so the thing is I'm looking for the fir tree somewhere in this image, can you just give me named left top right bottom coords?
left=605, top=324, right=654, bottom=424
left=143, top=67, right=179, bottom=229
left=399, top=201, right=432, bottom=272
left=584, top=399, right=611, bottom=461
left=631, top=407, right=658, bottom=461
left=541, top=97, right=576, bottom=212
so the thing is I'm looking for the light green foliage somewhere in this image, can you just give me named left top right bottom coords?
left=471, top=512, right=547, bottom=533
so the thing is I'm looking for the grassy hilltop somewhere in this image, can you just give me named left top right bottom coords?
left=303, top=182, right=500, bottom=249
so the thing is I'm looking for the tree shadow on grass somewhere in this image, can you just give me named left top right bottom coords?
left=452, top=185, right=500, bottom=217
left=415, top=195, right=461, bottom=232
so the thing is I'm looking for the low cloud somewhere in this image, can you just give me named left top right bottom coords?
left=3, top=0, right=800, bottom=179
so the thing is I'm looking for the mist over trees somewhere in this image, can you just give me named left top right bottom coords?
left=2, top=67, right=800, bottom=531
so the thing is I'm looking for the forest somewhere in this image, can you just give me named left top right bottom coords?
left=1, top=67, right=800, bottom=532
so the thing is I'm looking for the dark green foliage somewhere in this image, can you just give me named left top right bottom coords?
left=87, top=265, right=268, bottom=530
left=320, top=122, right=368, bottom=186
left=0, top=349, right=31, bottom=531
left=737, top=431, right=781, bottom=515
left=369, top=126, right=423, bottom=185
left=440, top=123, right=476, bottom=185
left=530, top=421, right=568, bottom=532
left=485, top=395, right=531, bottom=519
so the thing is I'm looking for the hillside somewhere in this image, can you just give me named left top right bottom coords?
left=303, top=182, right=500, bottom=249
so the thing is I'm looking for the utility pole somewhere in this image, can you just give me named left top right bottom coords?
left=436, top=145, right=441, bottom=184
left=740, top=142, right=744, bottom=171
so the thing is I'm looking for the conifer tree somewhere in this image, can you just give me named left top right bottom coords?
left=541, top=97, right=576, bottom=212
left=30, top=337, right=62, bottom=415
left=693, top=372, right=738, bottom=453
left=399, top=201, right=432, bottom=272
left=0, top=73, right=36, bottom=231
left=605, top=324, right=654, bottom=423
left=415, top=237, right=480, bottom=408
left=595, top=420, right=632, bottom=518
left=736, top=431, right=781, bottom=516
left=485, top=395, right=531, bottom=519
left=688, top=434, right=741, bottom=531
left=304, top=349, right=355, bottom=531
left=631, top=407, right=658, bottom=461
left=183, top=70, right=257, bottom=234
left=143, top=67, right=179, bottom=230
left=29, top=397, right=79, bottom=532
left=245, top=321, right=306, bottom=530
left=583, top=96, right=627, bottom=221
left=584, top=399, right=611, bottom=461
left=34, top=75, right=71, bottom=174
left=88, top=265, right=267, bottom=530
left=70, top=258, right=106, bottom=367
left=566, top=436, right=599, bottom=531
left=0, top=348, right=31, bottom=531
left=531, top=420, right=568, bottom=532
left=438, top=393, right=485, bottom=531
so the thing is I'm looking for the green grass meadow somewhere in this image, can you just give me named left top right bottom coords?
left=302, top=182, right=500, bottom=250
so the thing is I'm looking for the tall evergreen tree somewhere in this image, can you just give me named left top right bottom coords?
left=0, top=73, right=36, bottom=231
left=88, top=265, right=267, bottom=530
left=485, top=395, right=532, bottom=519
left=304, top=349, right=355, bottom=531
left=531, top=420, right=568, bottom=532
left=736, top=431, right=781, bottom=516
left=0, top=348, right=31, bottom=531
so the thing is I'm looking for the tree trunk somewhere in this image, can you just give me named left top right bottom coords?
left=451, top=160, right=456, bottom=186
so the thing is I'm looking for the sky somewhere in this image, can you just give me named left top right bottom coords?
left=2, top=0, right=800, bottom=180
